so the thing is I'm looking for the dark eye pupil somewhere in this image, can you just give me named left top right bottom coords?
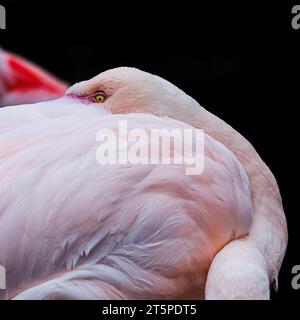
left=96, top=95, right=105, bottom=102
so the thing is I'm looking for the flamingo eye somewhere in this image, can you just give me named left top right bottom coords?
left=94, top=94, right=106, bottom=103
left=92, top=92, right=107, bottom=103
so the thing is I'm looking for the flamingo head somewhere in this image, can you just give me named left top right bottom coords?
left=66, top=67, right=201, bottom=122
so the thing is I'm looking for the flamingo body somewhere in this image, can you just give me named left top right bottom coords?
left=0, top=66, right=287, bottom=299
left=0, top=98, right=253, bottom=299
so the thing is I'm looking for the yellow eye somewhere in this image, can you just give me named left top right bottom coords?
left=94, top=94, right=106, bottom=103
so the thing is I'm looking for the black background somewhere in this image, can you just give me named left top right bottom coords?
left=0, top=1, right=297, bottom=301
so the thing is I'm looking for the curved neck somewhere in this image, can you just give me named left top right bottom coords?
left=184, top=104, right=288, bottom=284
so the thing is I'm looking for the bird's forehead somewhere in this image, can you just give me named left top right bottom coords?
left=67, top=67, right=169, bottom=96
left=92, top=67, right=152, bottom=86
left=99, top=67, right=148, bottom=79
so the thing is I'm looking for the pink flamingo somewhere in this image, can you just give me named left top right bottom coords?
left=0, top=67, right=287, bottom=300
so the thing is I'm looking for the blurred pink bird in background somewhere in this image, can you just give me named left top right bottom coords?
left=0, top=48, right=67, bottom=107
left=0, top=54, right=287, bottom=300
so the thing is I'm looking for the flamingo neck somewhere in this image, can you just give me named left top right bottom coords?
left=186, top=104, right=288, bottom=286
